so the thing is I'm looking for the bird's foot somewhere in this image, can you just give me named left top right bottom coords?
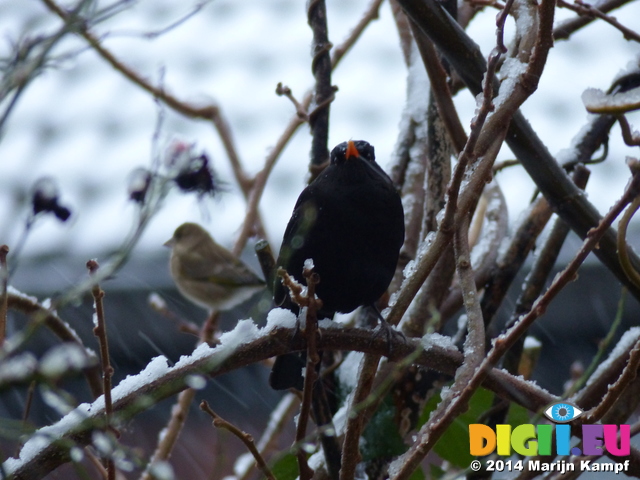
left=373, top=318, right=406, bottom=358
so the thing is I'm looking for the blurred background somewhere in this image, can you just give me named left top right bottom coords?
left=1, top=0, right=640, bottom=477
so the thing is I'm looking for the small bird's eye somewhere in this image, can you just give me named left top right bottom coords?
left=543, top=402, right=583, bottom=423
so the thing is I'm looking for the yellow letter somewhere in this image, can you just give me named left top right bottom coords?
left=496, top=425, right=512, bottom=455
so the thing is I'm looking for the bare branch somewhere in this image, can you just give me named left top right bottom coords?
left=200, top=400, right=276, bottom=480
left=554, top=0, right=635, bottom=40
left=0, top=245, right=8, bottom=346
left=557, top=0, right=640, bottom=42
left=87, top=260, right=116, bottom=480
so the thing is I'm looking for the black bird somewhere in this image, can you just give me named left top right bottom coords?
left=270, top=140, right=405, bottom=390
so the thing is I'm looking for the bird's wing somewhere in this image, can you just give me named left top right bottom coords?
left=274, top=185, right=321, bottom=306
left=178, top=242, right=264, bottom=287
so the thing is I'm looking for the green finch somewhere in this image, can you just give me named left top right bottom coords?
left=164, top=223, right=265, bottom=311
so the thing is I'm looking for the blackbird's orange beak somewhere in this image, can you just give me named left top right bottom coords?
left=345, top=140, right=359, bottom=159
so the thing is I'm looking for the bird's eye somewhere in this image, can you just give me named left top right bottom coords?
left=543, top=402, right=583, bottom=423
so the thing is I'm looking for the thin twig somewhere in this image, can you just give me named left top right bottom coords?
left=14, top=319, right=640, bottom=478
left=237, top=393, right=300, bottom=480
left=308, top=0, right=333, bottom=176
left=200, top=400, right=276, bottom=480
left=0, top=245, right=8, bottom=346
left=87, top=260, right=116, bottom=480
left=142, top=298, right=220, bottom=477
left=295, top=269, right=322, bottom=480
left=147, top=294, right=200, bottom=337
left=391, top=213, right=486, bottom=480
left=410, top=21, right=467, bottom=154
left=482, top=195, right=553, bottom=333
left=330, top=0, right=385, bottom=67
left=15, top=380, right=36, bottom=457
left=85, top=447, right=110, bottom=480
left=554, top=0, right=634, bottom=40
left=438, top=182, right=508, bottom=325
left=617, top=195, right=640, bottom=289
left=41, top=0, right=254, bottom=192
left=233, top=0, right=386, bottom=254
left=564, top=288, right=626, bottom=398
left=339, top=353, right=381, bottom=480
left=618, top=116, right=640, bottom=145
left=7, top=293, right=103, bottom=397
left=556, top=0, right=640, bottom=42
left=454, top=215, right=485, bottom=379
left=388, top=35, right=505, bottom=330
left=140, top=388, right=196, bottom=480
left=585, top=339, right=640, bottom=422
left=390, top=148, right=640, bottom=480
left=389, top=0, right=414, bottom=66
left=276, top=83, right=308, bottom=120
left=255, top=240, right=277, bottom=295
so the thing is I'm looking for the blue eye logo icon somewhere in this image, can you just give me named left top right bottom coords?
left=544, top=402, right=584, bottom=423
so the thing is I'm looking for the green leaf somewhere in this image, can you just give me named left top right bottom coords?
left=361, top=395, right=407, bottom=461
left=507, top=401, right=530, bottom=428
left=409, top=466, right=427, bottom=480
left=419, top=387, right=494, bottom=468
left=270, top=453, right=298, bottom=480
left=429, top=463, right=445, bottom=479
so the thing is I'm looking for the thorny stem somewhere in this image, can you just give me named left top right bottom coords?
left=0, top=245, right=8, bottom=346
left=87, top=260, right=116, bottom=480
left=200, top=401, right=276, bottom=480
